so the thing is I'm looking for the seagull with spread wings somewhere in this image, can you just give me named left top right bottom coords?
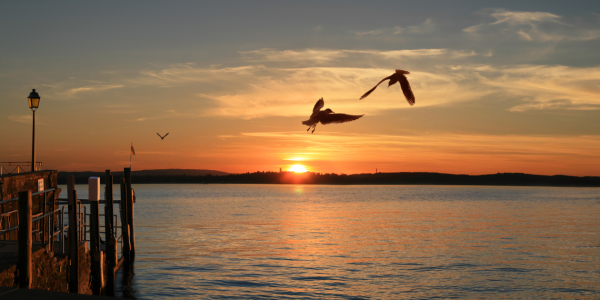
left=302, top=98, right=364, bottom=134
left=157, top=132, right=169, bottom=140
left=360, top=69, right=415, bottom=105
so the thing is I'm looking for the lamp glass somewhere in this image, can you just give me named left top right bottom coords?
left=28, top=97, right=40, bottom=109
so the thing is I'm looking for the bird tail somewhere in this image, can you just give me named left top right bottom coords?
left=302, top=120, right=311, bottom=125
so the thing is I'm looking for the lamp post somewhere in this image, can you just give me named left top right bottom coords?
left=28, top=89, right=40, bottom=172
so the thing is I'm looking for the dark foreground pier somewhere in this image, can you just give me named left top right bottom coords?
left=0, top=285, right=118, bottom=299
left=0, top=168, right=136, bottom=297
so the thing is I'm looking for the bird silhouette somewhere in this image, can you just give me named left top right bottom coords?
left=302, top=98, right=364, bottom=134
left=360, top=69, right=415, bottom=105
left=157, top=132, right=169, bottom=140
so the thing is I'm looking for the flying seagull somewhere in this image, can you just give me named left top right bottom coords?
left=302, top=98, right=364, bottom=134
left=157, top=132, right=169, bottom=140
left=360, top=69, right=415, bottom=105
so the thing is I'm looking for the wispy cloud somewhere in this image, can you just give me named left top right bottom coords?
left=8, top=115, right=33, bottom=124
left=354, top=18, right=435, bottom=36
left=240, top=48, right=454, bottom=64
left=475, top=64, right=600, bottom=111
left=66, top=84, right=124, bottom=96
left=464, top=9, right=600, bottom=42
left=8, top=115, right=47, bottom=125
left=241, top=49, right=346, bottom=63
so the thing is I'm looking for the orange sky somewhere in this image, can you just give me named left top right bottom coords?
left=1, top=3, right=600, bottom=176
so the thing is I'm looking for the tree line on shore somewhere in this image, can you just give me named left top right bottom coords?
left=57, top=170, right=600, bottom=187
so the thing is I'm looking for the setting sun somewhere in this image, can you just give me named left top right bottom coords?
left=289, top=165, right=307, bottom=173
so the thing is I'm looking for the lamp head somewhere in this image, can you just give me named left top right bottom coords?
left=28, top=89, right=40, bottom=111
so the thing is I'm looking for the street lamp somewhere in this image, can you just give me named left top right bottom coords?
left=28, top=89, right=40, bottom=172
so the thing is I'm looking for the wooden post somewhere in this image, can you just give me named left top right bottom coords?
left=125, top=167, right=135, bottom=260
left=105, top=170, right=116, bottom=296
left=120, top=179, right=131, bottom=261
left=18, top=191, right=32, bottom=289
left=67, top=176, right=79, bottom=293
left=89, top=177, right=102, bottom=294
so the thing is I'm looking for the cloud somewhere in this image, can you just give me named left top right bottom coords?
left=464, top=9, right=600, bottom=42
left=356, top=29, right=386, bottom=36
left=475, top=64, right=600, bottom=111
left=122, top=49, right=600, bottom=118
left=489, top=10, right=562, bottom=26
left=353, top=18, right=435, bottom=36
left=65, top=84, right=123, bottom=96
left=8, top=115, right=47, bottom=125
left=36, top=45, right=600, bottom=120
left=241, top=48, right=448, bottom=63
left=197, top=66, right=485, bottom=119
left=8, top=115, right=32, bottom=124
left=241, top=49, right=346, bottom=63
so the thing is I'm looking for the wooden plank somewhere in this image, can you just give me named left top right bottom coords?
left=18, top=191, right=32, bottom=289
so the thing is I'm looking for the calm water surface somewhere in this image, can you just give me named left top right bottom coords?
left=71, top=184, right=600, bottom=299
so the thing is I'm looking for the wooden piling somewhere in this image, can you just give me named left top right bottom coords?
left=105, top=170, right=116, bottom=296
left=124, top=168, right=135, bottom=259
left=18, top=190, right=32, bottom=289
left=119, top=179, right=131, bottom=262
left=67, top=176, right=79, bottom=293
left=89, top=177, right=102, bottom=295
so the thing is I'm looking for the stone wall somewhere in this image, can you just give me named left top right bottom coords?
left=0, top=170, right=58, bottom=201
left=0, top=242, right=92, bottom=295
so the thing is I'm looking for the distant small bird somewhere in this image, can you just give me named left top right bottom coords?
left=302, top=98, right=364, bottom=134
left=157, top=132, right=169, bottom=140
left=360, top=69, right=415, bottom=105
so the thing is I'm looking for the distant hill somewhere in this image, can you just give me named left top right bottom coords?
left=56, top=170, right=600, bottom=187
left=57, top=169, right=229, bottom=184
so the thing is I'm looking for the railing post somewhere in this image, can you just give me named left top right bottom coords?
left=60, top=207, right=65, bottom=254
left=89, top=177, right=103, bottom=294
left=42, top=192, right=47, bottom=246
left=67, top=176, right=79, bottom=293
left=120, top=178, right=131, bottom=262
left=105, top=170, right=116, bottom=296
left=18, top=190, right=32, bottom=289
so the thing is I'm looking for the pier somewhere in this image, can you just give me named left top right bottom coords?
left=0, top=168, right=136, bottom=297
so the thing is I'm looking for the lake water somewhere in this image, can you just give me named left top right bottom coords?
left=66, top=184, right=600, bottom=299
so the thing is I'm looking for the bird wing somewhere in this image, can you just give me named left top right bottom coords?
left=312, top=98, right=324, bottom=113
left=164, top=133, right=169, bottom=138
left=157, top=133, right=162, bottom=138
left=319, top=113, right=364, bottom=125
left=360, top=75, right=392, bottom=100
left=399, top=75, right=415, bottom=106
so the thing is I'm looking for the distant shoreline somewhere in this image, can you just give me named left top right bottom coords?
left=56, top=169, right=600, bottom=187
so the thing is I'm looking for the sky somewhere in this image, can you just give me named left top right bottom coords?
left=1, top=1, right=600, bottom=175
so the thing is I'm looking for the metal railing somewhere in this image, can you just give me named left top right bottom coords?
left=0, top=188, right=58, bottom=244
left=55, top=199, right=124, bottom=251
left=1, top=191, right=124, bottom=256
left=0, top=162, right=43, bottom=175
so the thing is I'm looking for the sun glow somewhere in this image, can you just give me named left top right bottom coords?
left=289, top=165, right=307, bottom=173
